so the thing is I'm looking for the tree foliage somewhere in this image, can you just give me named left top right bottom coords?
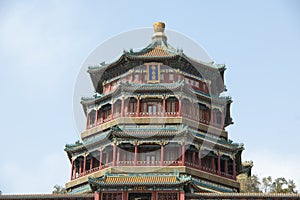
left=243, top=174, right=261, bottom=193
left=242, top=175, right=298, bottom=194
left=270, top=178, right=298, bottom=194
left=52, top=185, right=67, bottom=194
left=262, top=176, right=272, bottom=193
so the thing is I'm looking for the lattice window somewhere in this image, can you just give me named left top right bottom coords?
left=167, top=101, right=176, bottom=112
left=129, top=102, right=137, bottom=113
left=158, top=192, right=178, bottom=200
left=102, top=192, right=122, bottom=200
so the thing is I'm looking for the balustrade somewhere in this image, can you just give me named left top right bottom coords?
left=136, top=160, right=160, bottom=166
left=71, top=158, right=233, bottom=181
left=87, top=110, right=223, bottom=130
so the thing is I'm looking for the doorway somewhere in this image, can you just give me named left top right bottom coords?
left=128, top=193, right=152, bottom=200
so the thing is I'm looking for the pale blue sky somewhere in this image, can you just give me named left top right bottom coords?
left=0, top=0, right=299, bottom=194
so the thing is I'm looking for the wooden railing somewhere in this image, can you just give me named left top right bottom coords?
left=71, top=160, right=233, bottom=180
left=87, top=111, right=223, bottom=130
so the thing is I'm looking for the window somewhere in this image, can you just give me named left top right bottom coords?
left=134, top=74, right=139, bottom=81
left=167, top=101, right=176, bottom=112
left=168, top=149, right=176, bottom=161
left=199, top=109, right=203, bottom=119
left=129, top=102, right=137, bottom=113
left=103, top=109, right=111, bottom=119
left=148, top=104, right=157, bottom=113
left=127, top=151, right=133, bottom=161
left=146, top=155, right=156, bottom=164
left=160, top=73, right=164, bottom=80
left=89, top=111, right=96, bottom=125
left=216, top=110, right=222, bottom=124
left=169, top=74, right=174, bottom=81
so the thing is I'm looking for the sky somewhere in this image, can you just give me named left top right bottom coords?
left=0, top=0, right=300, bottom=194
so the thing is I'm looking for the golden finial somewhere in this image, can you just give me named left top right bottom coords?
left=153, top=22, right=165, bottom=33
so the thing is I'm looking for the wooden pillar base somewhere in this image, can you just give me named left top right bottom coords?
left=95, top=192, right=101, bottom=200
left=151, top=191, right=156, bottom=200
left=179, top=191, right=185, bottom=200
left=123, top=191, right=128, bottom=200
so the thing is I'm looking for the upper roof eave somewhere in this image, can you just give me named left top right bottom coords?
left=181, top=53, right=224, bottom=72
left=87, top=52, right=223, bottom=74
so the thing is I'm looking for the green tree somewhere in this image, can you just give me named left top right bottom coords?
left=242, top=175, right=261, bottom=193
left=287, top=179, right=298, bottom=194
left=270, top=177, right=287, bottom=193
left=52, top=185, right=67, bottom=194
left=244, top=175, right=298, bottom=194
left=262, top=176, right=272, bottom=193
left=270, top=178, right=298, bottom=194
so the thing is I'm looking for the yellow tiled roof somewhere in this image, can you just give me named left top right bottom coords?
left=105, top=176, right=177, bottom=183
left=140, top=45, right=172, bottom=57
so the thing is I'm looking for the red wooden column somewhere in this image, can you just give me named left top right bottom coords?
left=113, top=142, right=117, bottom=166
left=211, top=156, right=215, bottom=172
left=151, top=191, right=156, bottom=200
left=106, top=151, right=109, bottom=165
left=70, top=159, right=74, bottom=180
left=124, top=99, right=129, bottom=116
left=160, top=143, right=164, bottom=166
left=181, top=142, right=185, bottom=166
left=100, top=109, right=103, bottom=123
left=94, top=108, right=98, bottom=125
left=79, top=160, right=82, bottom=174
left=162, top=96, right=166, bottom=116
left=90, top=157, right=94, bottom=170
left=198, top=150, right=202, bottom=170
left=86, top=113, right=90, bottom=129
left=95, top=191, right=101, bottom=200
left=99, top=148, right=103, bottom=169
left=117, top=148, right=120, bottom=166
left=121, top=95, right=125, bottom=117
left=137, top=96, right=140, bottom=117
left=72, top=160, right=77, bottom=178
left=178, top=97, right=182, bottom=116
left=122, top=191, right=128, bottom=200
left=218, top=153, right=221, bottom=175
left=179, top=191, right=185, bottom=200
left=83, top=154, right=87, bottom=175
left=134, top=143, right=138, bottom=166
left=111, top=101, right=114, bottom=119
left=233, top=158, right=236, bottom=179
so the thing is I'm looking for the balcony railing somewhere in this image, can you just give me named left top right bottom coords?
left=164, top=160, right=182, bottom=166
left=71, top=160, right=233, bottom=180
left=118, top=160, right=134, bottom=166
left=87, top=111, right=223, bottom=130
left=136, top=160, right=160, bottom=165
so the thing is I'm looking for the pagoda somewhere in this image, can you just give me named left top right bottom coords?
left=65, top=22, right=245, bottom=200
